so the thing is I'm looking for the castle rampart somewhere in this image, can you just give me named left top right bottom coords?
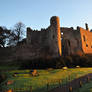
left=1, top=16, right=92, bottom=62
left=12, top=16, right=62, bottom=61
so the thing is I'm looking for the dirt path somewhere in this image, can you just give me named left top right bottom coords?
left=49, top=73, right=92, bottom=92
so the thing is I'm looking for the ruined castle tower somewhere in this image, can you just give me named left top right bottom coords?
left=26, top=27, right=32, bottom=44
left=50, top=16, right=62, bottom=56
left=25, top=16, right=62, bottom=59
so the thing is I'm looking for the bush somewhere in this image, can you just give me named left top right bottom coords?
left=56, top=57, right=65, bottom=68
left=64, top=56, right=73, bottom=67
left=13, top=54, right=92, bottom=69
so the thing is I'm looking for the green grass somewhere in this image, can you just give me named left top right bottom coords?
left=1, top=68, right=92, bottom=92
left=0, top=64, right=20, bottom=71
left=75, top=81, right=92, bottom=92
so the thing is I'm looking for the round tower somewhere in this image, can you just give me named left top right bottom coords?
left=50, top=16, right=62, bottom=56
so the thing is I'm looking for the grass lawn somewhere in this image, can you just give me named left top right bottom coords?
left=75, top=81, right=92, bottom=92
left=1, top=68, right=92, bottom=92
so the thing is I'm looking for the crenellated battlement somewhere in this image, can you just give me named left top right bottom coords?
left=1, top=16, right=92, bottom=61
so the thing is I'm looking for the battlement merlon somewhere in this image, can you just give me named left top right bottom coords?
left=26, top=27, right=32, bottom=44
left=85, top=23, right=89, bottom=31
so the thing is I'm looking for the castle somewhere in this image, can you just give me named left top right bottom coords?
left=0, top=16, right=92, bottom=61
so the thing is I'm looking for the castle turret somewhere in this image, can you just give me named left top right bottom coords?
left=50, top=16, right=62, bottom=56
left=26, top=27, right=32, bottom=44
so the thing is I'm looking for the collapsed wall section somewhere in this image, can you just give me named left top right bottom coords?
left=61, top=27, right=83, bottom=56
left=79, top=27, right=92, bottom=54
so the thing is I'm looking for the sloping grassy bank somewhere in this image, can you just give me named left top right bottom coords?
left=1, top=68, right=92, bottom=92
left=75, top=80, right=92, bottom=92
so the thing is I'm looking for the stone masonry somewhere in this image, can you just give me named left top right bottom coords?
left=0, top=16, right=92, bottom=61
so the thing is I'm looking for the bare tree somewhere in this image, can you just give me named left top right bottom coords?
left=14, top=22, right=25, bottom=42
left=8, top=22, right=25, bottom=46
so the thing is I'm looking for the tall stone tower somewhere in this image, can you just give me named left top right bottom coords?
left=50, top=16, right=62, bottom=56
left=26, top=27, right=32, bottom=44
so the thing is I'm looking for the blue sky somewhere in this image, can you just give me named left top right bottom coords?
left=0, top=0, right=92, bottom=30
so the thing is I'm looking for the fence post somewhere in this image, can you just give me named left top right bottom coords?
left=76, top=74, right=78, bottom=79
left=68, top=75, right=71, bottom=81
left=79, top=81, right=82, bottom=88
left=47, top=82, right=49, bottom=91
left=58, top=79, right=61, bottom=87
left=69, top=86, right=73, bottom=92
left=87, top=76, right=90, bottom=82
left=30, top=86, right=32, bottom=92
left=7, top=89, right=13, bottom=92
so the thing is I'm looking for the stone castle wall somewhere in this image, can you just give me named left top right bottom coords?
left=1, top=16, right=92, bottom=62
left=12, top=16, right=62, bottom=61
left=0, top=47, right=14, bottom=62
left=79, top=27, right=92, bottom=54
left=50, top=16, right=62, bottom=56
left=61, top=27, right=83, bottom=56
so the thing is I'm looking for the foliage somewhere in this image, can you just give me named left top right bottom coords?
left=17, top=54, right=92, bottom=69
left=0, top=27, right=10, bottom=47
left=0, top=22, right=25, bottom=47
left=0, top=71, right=7, bottom=91
left=1, top=54, right=92, bottom=70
